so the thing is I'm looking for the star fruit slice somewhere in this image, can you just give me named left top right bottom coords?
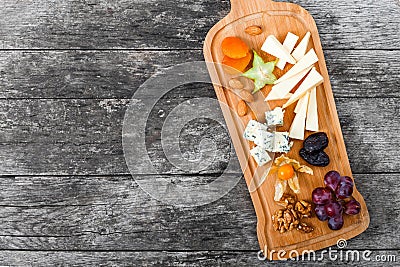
left=242, top=51, right=277, bottom=94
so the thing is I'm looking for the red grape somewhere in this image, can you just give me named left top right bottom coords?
left=344, top=199, right=361, bottom=215
left=328, top=215, right=344, bottom=230
left=325, top=201, right=343, bottom=217
left=336, top=182, right=354, bottom=199
left=312, top=172, right=359, bottom=231
left=315, top=205, right=328, bottom=221
left=312, top=187, right=334, bottom=205
left=340, top=176, right=354, bottom=187
left=324, top=171, right=341, bottom=191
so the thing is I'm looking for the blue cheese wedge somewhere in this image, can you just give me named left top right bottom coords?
left=265, top=107, right=285, bottom=127
left=272, top=132, right=292, bottom=153
left=250, top=146, right=272, bottom=166
left=243, top=120, right=268, bottom=142
left=254, top=129, right=275, bottom=151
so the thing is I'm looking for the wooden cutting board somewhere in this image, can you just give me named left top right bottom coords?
left=203, top=0, right=369, bottom=260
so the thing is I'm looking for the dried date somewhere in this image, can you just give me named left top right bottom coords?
left=300, top=149, right=330, bottom=167
left=303, top=132, right=329, bottom=153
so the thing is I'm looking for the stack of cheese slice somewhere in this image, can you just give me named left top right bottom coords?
left=261, top=32, right=323, bottom=140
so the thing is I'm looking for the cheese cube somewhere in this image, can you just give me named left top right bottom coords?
left=254, top=129, right=275, bottom=152
left=243, top=120, right=268, bottom=142
left=250, top=146, right=272, bottom=166
left=272, top=132, right=292, bottom=153
left=265, top=107, right=285, bottom=127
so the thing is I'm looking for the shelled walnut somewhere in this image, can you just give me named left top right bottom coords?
left=276, top=194, right=296, bottom=208
left=272, top=195, right=314, bottom=234
left=297, top=222, right=314, bottom=233
left=295, top=200, right=313, bottom=218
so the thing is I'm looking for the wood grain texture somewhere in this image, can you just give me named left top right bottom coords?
left=0, top=50, right=398, bottom=99
left=0, top=173, right=396, bottom=251
left=0, top=98, right=398, bottom=175
left=0, top=250, right=398, bottom=266
left=0, top=0, right=399, bottom=50
left=0, top=0, right=398, bottom=264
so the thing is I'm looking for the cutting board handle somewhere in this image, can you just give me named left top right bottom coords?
left=230, top=0, right=275, bottom=16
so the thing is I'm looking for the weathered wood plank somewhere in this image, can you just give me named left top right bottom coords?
left=0, top=173, right=396, bottom=251
left=0, top=0, right=399, bottom=50
left=0, top=50, right=398, bottom=99
left=0, top=97, right=397, bottom=175
left=0, top=98, right=398, bottom=175
left=0, top=250, right=398, bottom=266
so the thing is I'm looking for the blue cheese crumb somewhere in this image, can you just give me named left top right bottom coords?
left=265, top=107, right=285, bottom=127
left=250, top=146, right=272, bottom=166
left=243, top=120, right=268, bottom=142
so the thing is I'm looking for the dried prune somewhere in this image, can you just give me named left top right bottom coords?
left=303, top=132, right=329, bottom=153
left=300, top=148, right=330, bottom=167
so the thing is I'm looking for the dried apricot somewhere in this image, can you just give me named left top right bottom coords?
left=221, top=37, right=249, bottom=59
left=222, top=52, right=252, bottom=74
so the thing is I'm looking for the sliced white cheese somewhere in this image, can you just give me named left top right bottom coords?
left=283, top=67, right=323, bottom=109
left=261, top=35, right=297, bottom=65
left=265, top=66, right=312, bottom=101
left=276, top=32, right=299, bottom=70
left=294, top=91, right=310, bottom=114
left=292, top=32, right=311, bottom=61
left=274, top=48, right=319, bottom=84
left=289, top=92, right=309, bottom=140
left=264, top=92, right=293, bottom=101
left=306, top=87, right=319, bottom=132
left=289, top=113, right=306, bottom=140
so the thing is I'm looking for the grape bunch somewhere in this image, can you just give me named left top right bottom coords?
left=312, top=171, right=361, bottom=230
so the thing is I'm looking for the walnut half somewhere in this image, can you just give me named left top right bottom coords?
left=295, top=200, right=313, bottom=218
left=297, top=222, right=314, bottom=233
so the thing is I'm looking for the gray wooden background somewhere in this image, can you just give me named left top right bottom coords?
left=0, top=0, right=399, bottom=266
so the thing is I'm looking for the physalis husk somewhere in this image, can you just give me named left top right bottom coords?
left=270, top=155, right=313, bottom=201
